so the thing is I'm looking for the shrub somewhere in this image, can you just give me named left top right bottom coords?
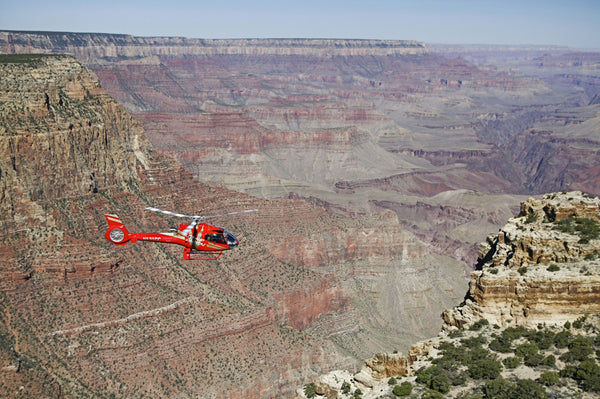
left=560, top=336, right=594, bottom=363
left=470, top=319, right=490, bottom=331
left=392, top=381, right=412, bottom=396
left=388, top=377, right=397, bottom=385
left=303, top=383, right=317, bottom=398
left=502, top=326, right=528, bottom=341
left=518, top=266, right=528, bottom=275
left=576, top=360, right=600, bottom=392
left=461, top=336, right=488, bottom=350
left=421, top=390, right=444, bottom=399
left=468, top=358, right=502, bottom=380
left=489, top=337, right=513, bottom=353
left=416, top=365, right=436, bottom=385
left=573, top=316, right=587, bottom=329
left=546, top=264, right=560, bottom=272
left=430, top=370, right=451, bottom=393
left=483, top=377, right=514, bottom=399
left=526, top=330, right=555, bottom=350
left=524, top=353, right=545, bottom=367
left=525, top=212, right=538, bottom=224
left=515, top=342, right=539, bottom=358
left=341, top=381, right=351, bottom=394
left=416, top=365, right=451, bottom=393
left=553, top=216, right=600, bottom=244
left=543, top=354, right=556, bottom=367
left=554, top=330, right=571, bottom=348
left=538, top=371, right=559, bottom=386
left=502, top=356, right=520, bottom=369
left=510, top=379, right=548, bottom=399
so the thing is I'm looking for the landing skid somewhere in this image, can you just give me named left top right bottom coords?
left=183, top=248, right=222, bottom=260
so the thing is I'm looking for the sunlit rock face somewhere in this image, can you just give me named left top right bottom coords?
left=443, top=191, right=600, bottom=329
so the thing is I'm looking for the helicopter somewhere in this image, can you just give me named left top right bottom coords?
left=104, top=207, right=257, bottom=260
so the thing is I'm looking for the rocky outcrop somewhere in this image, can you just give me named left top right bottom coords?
left=442, top=191, right=600, bottom=329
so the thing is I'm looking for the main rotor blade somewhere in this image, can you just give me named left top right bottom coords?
left=200, top=209, right=258, bottom=220
left=146, top=207, right=196, bottom=219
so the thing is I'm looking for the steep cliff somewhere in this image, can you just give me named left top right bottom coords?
left=442, top=191, right=600, bottom=329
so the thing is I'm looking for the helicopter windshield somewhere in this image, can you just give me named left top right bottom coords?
left=224, top=230, right=239, bottom=249
left=204, top=234, right=227, bottom=245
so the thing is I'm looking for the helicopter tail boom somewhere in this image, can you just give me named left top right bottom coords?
left=104, top=214, right=135, bottom=245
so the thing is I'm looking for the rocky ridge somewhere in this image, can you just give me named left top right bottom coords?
left=0, top=32, right=428, bottom=62
left=442, top=191, right=600, bottom=330
left=300, top=191, right=600, bottom=398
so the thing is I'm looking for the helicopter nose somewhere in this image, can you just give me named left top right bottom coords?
left=224, top=230, right=239, bottom=249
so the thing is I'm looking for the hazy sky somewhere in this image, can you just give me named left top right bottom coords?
left=1, top=0, right=599, bottom=48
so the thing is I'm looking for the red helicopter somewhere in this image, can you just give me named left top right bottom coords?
left=104, top=207, right=257, bottom=260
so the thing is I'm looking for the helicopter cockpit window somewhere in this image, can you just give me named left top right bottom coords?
left=204, top=234, right=227, bottom=245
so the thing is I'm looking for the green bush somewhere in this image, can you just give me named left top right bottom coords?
left=515, top=342, right=539, bottom=358
left=524, top=353, right=545, bottom=367
left=526, top=330, right=555, bottom=350
left=416, top=365, right=451, bottom=393
left=510, top=379, right=548, bottom=399
left=483, top=377, right=514, bottom=399
left=543, top=354, right=556, bottom=367
left=303, top=382, right=317, bottom=398
left=518, top=266, right=528, bottom=275
left=461, top=336, right=488, bottom=349
left=430, top=370, right=451, bottom=393
left=538, top=371, right=559, bottom=386
left=502, top=326, right=528, bottom=341
left=468, top=358, right=502, bottom=380
left=421, top=390, right=444, bottom=399
left=470, top=319, right=490, bottom=331
left=489, top=337, right=513, bottom=353
left=560, top=364, right=578, bottom=379
left=573, top=316, right=587, bottom=329
left=546, top=264, right=560, bottom=272
left=553, top=216, right=600, bottom=244
left=560, top=336, right=594, bottom=363
left=392, top=381, right=412, bottom=396
left=502, top=356, right=520, bottom=369
left=388, top=377, right=397, bottom=385
left=554, top=330, right=572, bottom=348
left=341, top=381, right=351, bottom=394
left=576, top=360, right=600, bottom=390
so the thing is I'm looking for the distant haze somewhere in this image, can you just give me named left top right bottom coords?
left=1, top=0, right=599, bottom=49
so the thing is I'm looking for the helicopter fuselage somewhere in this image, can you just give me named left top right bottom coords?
left=104, top=215, right=239, bottom=260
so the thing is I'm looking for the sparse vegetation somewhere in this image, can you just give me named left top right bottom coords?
left=392, top=381, right=412, bottom=396
left=303, top=382, right=317, bottom=398
left=553, top=216, right=600, bottom=244
left=546, top=264, right=560, bottom=272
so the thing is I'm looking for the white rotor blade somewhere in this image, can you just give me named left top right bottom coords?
left=200, top=209, right=258, bottom=220
left=146, top=207, right=196, bottom=219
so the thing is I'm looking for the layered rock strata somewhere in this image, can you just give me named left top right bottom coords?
left=442, top=191, right=600, bottom=329
left=0, top=32, right=428, bottom=62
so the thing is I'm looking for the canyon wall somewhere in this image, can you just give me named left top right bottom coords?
left=0, top=32, right=428, bottom=61
left=442, top=191, right=600, bottom=329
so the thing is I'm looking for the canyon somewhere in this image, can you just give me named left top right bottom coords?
left=1, top=31, right=599, bottom=397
